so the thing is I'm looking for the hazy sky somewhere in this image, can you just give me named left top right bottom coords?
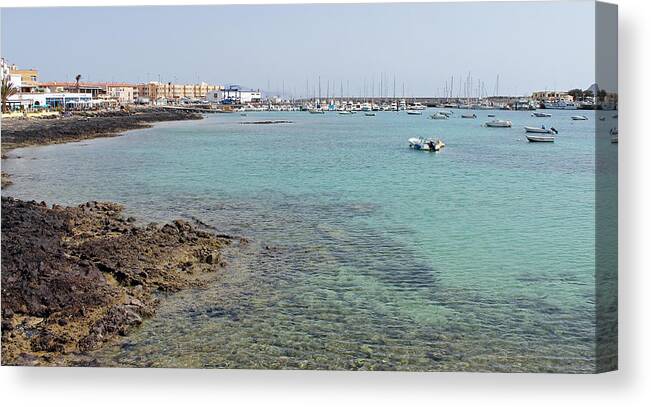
left=1, top=1, right=596, bottom=96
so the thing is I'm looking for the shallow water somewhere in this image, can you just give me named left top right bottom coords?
left=2, top=108, right=617, bottom=372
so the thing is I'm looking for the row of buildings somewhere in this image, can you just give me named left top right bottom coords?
left=1, top=58, right=262, bottom=111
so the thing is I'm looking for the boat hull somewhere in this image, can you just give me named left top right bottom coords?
left=485, top=120, right=512, bottom=128
left=526, top=134, right=554, bottom=142
left=524, top=126, right=553, bottom=134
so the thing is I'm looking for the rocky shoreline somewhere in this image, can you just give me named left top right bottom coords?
left=1, top=107, right=203, bottom=157
left=1, top=197, right=232, bottom=366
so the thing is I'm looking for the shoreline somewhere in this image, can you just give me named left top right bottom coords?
left=1, top=107, right=204, bottom=187
left=1, top=197, right=234, bottom=366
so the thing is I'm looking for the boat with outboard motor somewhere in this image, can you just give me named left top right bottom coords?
left=524, top=126, right=558, bottom=134
left=532, top=112, right=552, bottom=118
left=408, top=137, right=446, bottom=151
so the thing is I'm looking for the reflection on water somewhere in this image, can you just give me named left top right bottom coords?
left=2, top=109, right=615, bottom=372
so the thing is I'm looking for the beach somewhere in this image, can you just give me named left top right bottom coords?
left=1, top=107, right=202, bottom=157
left=1, top=107, right=203, bottom=188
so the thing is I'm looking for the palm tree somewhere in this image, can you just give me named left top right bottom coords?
left=1, top=76, right=18, bottom=113
left=75, top=74, right=82, bottom=93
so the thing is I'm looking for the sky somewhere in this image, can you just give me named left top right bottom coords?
left=1, top=1, right=596, bottom=97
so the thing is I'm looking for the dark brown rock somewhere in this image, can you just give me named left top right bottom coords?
left=1, top=197, right=230, bottom=365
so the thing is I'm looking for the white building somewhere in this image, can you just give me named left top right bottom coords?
left=6, top=92, right=93, bottom=110
left=206, top=85, right=261, bottom=104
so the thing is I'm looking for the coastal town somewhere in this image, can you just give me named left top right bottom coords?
left=1, top=57, right=617, bottom=116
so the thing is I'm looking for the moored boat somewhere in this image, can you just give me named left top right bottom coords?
left=524, top=126, right=558, bottom=134
left=610, top=127, right=618, bottom=143
left=461, top=113, right=477, bottom=119
left=407, top=110, right=423, bottom=115
left=429, top=112, right=448, bottom=120
left=485, top=119, right=512, bottom=128
left=365, top=112, right=376, bottom=116
left=532, top=112, right=552, bottom=118
left=408, top=137, right=445, bottom=151
left=525, top=134, right=555, bottom=142
left=571, top=115, right=588, bottom=120
left=309, top=109, right=325, bottom=114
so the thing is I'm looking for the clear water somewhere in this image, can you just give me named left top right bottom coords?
left=2, top=109, right=616, bottom=372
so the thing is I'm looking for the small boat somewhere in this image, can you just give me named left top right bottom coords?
left=610, top=127, right=618, bottom=144
left=571, top=115, right=588, bottom=120
left=524, top=126, right=558, bottom=134
left=599, top=116, right=606, bottom=121
left=612, top=114, right=618, bottom=119
left=487, top=114, right=496, bottom=117
left=365, top=112, right=376, bottom=117
left=408, top=102, right=427, bottom=110
left=485, top=119, right=512, bottom=128
left=438, top=110, right=453, bottom=117
left=532, top=112, right=552, bottom=118
left=338, top=111, right=353, bottom=115
left=408, top=137, right=445, bottom=151
left=407, top=110, right=423, bottom=115
left=309, top=109, right=325, bottom=114
left=461, top=113, right=477, bottom=119
left=526, top=134, right=554, bottom=142
left=429, top=112, right=448, bottom=120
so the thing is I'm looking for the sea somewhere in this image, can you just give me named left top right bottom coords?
left=1, top=108, right=618, bottom=372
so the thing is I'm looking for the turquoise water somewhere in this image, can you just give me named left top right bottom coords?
left=2, top=109, right=616, bottom=372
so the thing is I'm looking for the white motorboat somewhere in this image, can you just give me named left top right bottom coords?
left=524, top=126, right=558, bottom=134
left=338, top=111, right=353, bottom=115
left=461, top=113, right=477, bottom=119
left=407, top=110, right=423, bottom=115
left=408, top=102, right=427, bottom=110
left=438, top=110, right=453, bottom=117
left=429, top=112, right=448, bottom=120
left=309, top=109, right=325, bottom=114
left=571, top=115, right=588, bottom=120
left=408, top=137, right=446, bottom=151
left=526, top=134, right=555, bottom=142
left=532, top=112, right=552, bottom=118
left=485, top=119, right=512, bottom=128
